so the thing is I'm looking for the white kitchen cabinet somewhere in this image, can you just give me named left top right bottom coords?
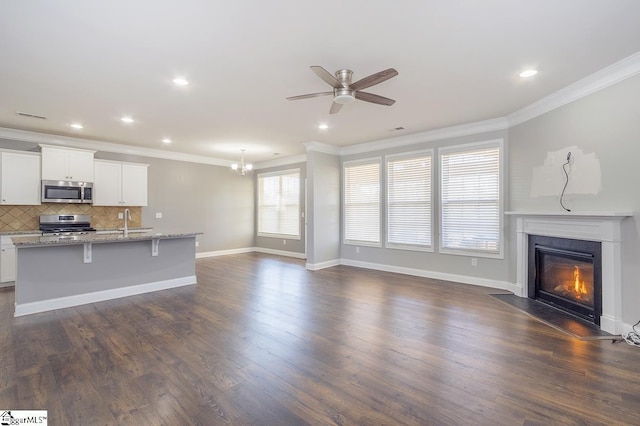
left=1, top=234, right=39, bottom=284
left=0, top=151, right=41, bottom=205
left=40, top=144, right=95, bottom=181
left=0, top=239, right=16, bottom=283
left=94, top=160, right=148, bottom=206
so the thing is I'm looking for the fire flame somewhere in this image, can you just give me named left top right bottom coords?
left=573, top=265, right=588, bottom=295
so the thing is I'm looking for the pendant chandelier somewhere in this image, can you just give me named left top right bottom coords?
left=231, top=149, right=253, bottom=176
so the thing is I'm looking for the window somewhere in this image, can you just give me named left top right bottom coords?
left=257, top=169, right=300, bottom=239
left=386, top=151, right=432, bottom=250
left=440, top=141, right=502, bottom=257
left=344, top=159, right=380, bottom=245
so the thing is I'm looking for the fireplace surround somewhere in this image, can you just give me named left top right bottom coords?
left=508, top=212, right=631, bottom=334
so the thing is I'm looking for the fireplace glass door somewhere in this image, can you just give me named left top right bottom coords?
left=529, top=235, right=602, bottom=325
left=538, top=251, right=594, bottom=309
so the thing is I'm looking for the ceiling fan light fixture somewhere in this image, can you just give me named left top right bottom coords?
left=333, top=88, right=356, bottom=104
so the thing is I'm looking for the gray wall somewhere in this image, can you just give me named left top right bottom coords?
left=95, top=151, right=255, bottom=253
left=340, top=130, right=510, bottom=284
left=508, top=74, right=640, bottom=325
left=253, top=162, right=306, bottom=254
left=306, top=150, right=340, bottom=266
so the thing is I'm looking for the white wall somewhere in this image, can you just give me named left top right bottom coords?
left=508, top=74, right=640, bottom=325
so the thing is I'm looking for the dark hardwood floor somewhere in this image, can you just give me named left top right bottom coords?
left=1, top=253, right=640, bottom=425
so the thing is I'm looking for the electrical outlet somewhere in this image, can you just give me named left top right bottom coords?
left=195, top=241, right=199, bottom=247
left=471, top=258, right=478, bottom=267
left=356, top=246, right=360, bottom=254
left=118, top=212, right=123, bottom=219
left=155, top=212, right=163, bottom=219
left=283, top=239, right=287, bottom=245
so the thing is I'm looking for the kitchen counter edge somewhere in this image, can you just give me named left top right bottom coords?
left=12, top=231, right=202, bottom=247
left=1, top=227, right=153, bottom=236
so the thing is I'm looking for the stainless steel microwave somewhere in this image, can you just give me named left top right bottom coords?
left=41, top=180, right=93, bottom=203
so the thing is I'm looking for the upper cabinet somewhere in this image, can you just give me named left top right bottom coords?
left=40, top=144, right=95, bottom=182
left=94, top=160, right=148, bottom=206
left=0, top=151, right=41, bottom=205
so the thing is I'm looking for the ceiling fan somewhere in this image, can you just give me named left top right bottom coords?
left=287, top=66, right=398, bottom=114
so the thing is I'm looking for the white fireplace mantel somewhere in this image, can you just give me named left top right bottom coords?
left=506, top=211, right=633, bottom=334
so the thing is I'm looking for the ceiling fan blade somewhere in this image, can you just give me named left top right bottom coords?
left=350, top=68, right=398, bottom=91
left=329, top=102, right=343, bottom=114
left=355, top=91, right=396, bottom=106
left=311, top=66, right=342, bottom=88
left=286, top=92, right=333, bottom=101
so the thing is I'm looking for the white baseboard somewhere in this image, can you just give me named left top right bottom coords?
left=196, top=247, right=254, bottom=258
left=340, top=258, right=516, bottom=293
left=197, top=249, right=520, bottom=293
left=14, top=275, right=197, bottom=317
left=253, top=247, right=306, bottom=259
left=306, top=259, right=341, bottom=271
left=196, top=247, right=306, bottom=260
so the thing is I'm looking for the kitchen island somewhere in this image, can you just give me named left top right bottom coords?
left=11, top=230, right=201, bottom=316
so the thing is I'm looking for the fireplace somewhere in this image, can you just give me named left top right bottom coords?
left=510, top=212, right=630, bottom=334
left=528, top=235, right=602, bottom=325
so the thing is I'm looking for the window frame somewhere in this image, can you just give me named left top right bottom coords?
left=257, top=168, right=301, bottom=240
left=385, top=149, right=434, bottom=252
left=343, top=157, right=382, bottom=247
left=438, top=139, right=504, bottom=259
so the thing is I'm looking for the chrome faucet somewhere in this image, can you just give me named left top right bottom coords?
left=123, top=208, right=132, bottom=237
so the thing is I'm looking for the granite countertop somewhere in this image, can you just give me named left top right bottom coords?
left=1, top=230, right=41, bottom=236
left=12, top=230, right=202, bottom=247
left=1, top=227, right=153, bottom=236
left=95, top=227, right=153, bottom=233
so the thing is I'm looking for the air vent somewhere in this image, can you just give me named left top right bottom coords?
left=16, top=111, right=47, bottom=120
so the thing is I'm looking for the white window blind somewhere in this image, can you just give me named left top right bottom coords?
left=344, top=160, right=380, bottom=245
left=257, top=169, right=300, bottom=238
left=387, top=153, right=432, bottom=250
left=440, top=143, right=501, bottom=255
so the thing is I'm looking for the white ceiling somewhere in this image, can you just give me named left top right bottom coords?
left=1, top=1, right=640, bottom=164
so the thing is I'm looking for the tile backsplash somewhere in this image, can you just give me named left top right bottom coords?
left=0, top=205, right=142, bottom=232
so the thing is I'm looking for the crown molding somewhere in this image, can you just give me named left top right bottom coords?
left=339, top=117, right=509, bottom=156
left=0, top=127, right=231, bottom=167
left=508, top=51, right=640, bottom=127
left=304, top=141, right=340, bottom=155
left=253, top=154, right=307, bottom=170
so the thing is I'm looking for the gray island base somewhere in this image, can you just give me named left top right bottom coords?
left=12, top=231, right=200, bottom=316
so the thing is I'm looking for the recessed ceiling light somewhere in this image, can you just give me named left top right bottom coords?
left=318, top=123, right=329, bottom=130
left=519, top=69, right=538, bottom=78
left=121, top=116, right=134, bottom=124
left=162, top=138, right=172, bottom=144
left=70, top=123, right=84, bottom=129
left=173, top=77, right=189, bottom=86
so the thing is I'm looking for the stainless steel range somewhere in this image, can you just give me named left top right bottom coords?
left=39, top=214, right=96, bottom=236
